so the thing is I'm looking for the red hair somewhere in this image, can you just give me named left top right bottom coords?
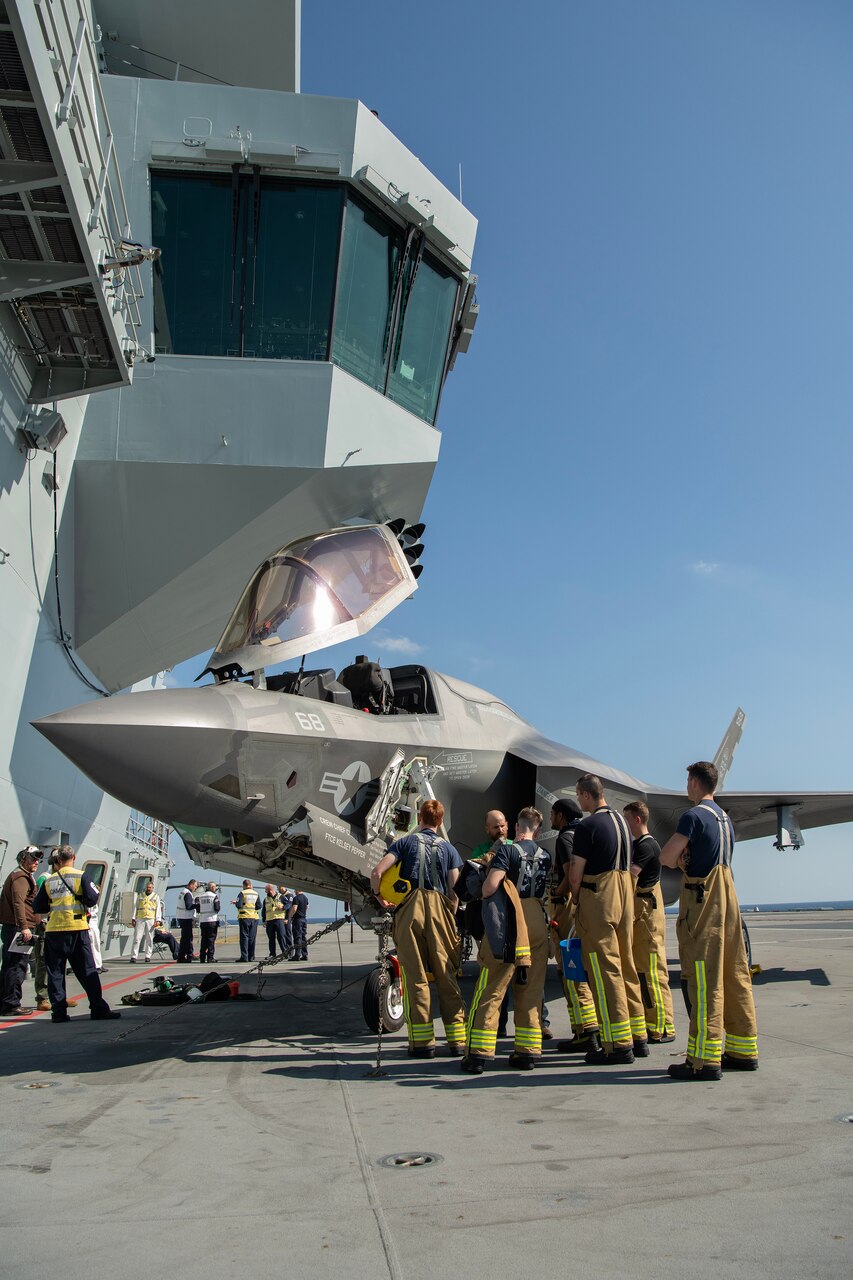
left=420, top=799, right=445, bottom=827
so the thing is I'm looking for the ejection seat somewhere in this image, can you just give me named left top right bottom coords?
left=267, top=668, right=353, bottom=707
left=338, top=656, right=394, bottom=714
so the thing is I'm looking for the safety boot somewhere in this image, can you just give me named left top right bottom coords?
left=507, top=1053, right=536, bottom=1071
left=445, top=1043, right=465, bottom=1057
left=721, top=1053, right=758, bottom=1072
left=668, top=1061, right=722, bottom=1081
left=585, top=1044, right=635, bottom=1066
left=648, top=1032, right=676, bottom=1044
left=632, top=1038, right=650, bottom=1058
left=557, top=1032, right=600, bottom=1054
left=460, top=1054, right=486, bottom=1075
left=407, top=1045, right=435, bottom=1059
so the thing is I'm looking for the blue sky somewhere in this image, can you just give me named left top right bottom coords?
left=170, top=1, right=853, bottom=908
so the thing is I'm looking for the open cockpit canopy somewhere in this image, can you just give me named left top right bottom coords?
left=209, top=524, right=417, bottom=673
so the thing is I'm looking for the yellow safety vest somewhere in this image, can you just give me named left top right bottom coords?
left=136, top=892, right=158, bottom=920
left=264, top=895, right=285, bottom=921
left=45, top=869, right=89, bottom=933
left=238, top=891, right=259, bottom=920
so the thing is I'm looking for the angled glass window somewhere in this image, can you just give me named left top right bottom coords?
left=151, top=172, right=343, bottom=360
left=387, top=254, right=458, bottom=423
left=243, top=182, right=342, bottom=360
left=151, top=172, right=239, bottom=356
left=331, top=197, right=402, bottom=391
left=150, top=172, right=462, bottom=425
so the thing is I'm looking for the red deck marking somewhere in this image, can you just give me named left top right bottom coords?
left=0, top=962, right=172, bottom=1030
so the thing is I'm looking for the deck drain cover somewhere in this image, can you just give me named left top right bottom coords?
left=377, top=1152, right=443, bottom=1169
left=18, top=1082, right=57, bottom=1090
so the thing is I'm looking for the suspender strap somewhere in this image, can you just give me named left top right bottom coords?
left=605, top=808, right=630, bottom=871
left=698, top=802, right=733, bottom=867
left=515, top=845, right=535, bottom=890
left=515, top=844, right=548, bottom=897
left=415, top=833, right=440, bottom=891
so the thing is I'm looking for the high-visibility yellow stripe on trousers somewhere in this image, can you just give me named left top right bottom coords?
left=514, top=1026, right=542, bottom=1054
left=724, top=1033, right=758, bottom=1057
left=646, top=952, right=667, bottom=1037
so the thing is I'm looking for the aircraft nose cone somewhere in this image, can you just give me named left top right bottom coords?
left=34, top=688, right=242, bottom=822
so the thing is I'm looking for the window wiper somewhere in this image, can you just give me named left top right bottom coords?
left=391, top=231, right=424, bottom=371
left=383, top=225, right=421, bottom=365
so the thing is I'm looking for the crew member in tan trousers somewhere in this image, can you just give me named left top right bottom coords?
left=463, top=807, right=550, bottom=1073
left=570, top=774, right=648, bottom=1065
left=549, top=800, right=600, bottom=1052
left=371, top=799, right=466, bottom=1058
left=623, top=801, right=675, bottom=1044
left=660, top=760, right=758, bottom=1081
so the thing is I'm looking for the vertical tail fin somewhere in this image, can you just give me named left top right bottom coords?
left=714, top=708, right=746, bottom=790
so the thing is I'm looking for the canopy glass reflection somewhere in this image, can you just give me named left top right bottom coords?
left=212, top=525, right=416, bottom=671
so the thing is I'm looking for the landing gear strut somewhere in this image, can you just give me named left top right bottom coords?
left=362, top=913, right=405, bottom=1034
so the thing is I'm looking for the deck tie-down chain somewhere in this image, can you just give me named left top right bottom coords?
left=365, top=915, right=394, bottom=1079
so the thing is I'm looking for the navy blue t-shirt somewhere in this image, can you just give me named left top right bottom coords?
left=491, top=838, right=552, bottom=899
left=291, top=892, right=309, bottom=918
left=572, top=807, right=633, bottom=874
left=676, top=800, right=734, bottom=877
left=388, top=828, right=462, bottom=893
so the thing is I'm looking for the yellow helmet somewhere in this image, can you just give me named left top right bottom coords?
left=378, top=864, right=412, bottom=906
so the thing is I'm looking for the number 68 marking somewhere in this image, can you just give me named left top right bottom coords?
left=295, top=711, right=325, bottom=732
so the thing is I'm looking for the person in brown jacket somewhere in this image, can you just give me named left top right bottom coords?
left=0, top=846, right=42, bottom=1016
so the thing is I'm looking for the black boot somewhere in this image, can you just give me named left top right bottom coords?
left=632, top=1038, right=650, bottom=1058
left=721, top=1053, right=758, bottom=1072
left=460, top=1054, right=486, bottom=1074
left=507, top=1053, right=536, bottom=1070
left=668, top=1060, right=721, bottom=1081
left=557, top=1032, right=600, bottom=1054
left=407, top=1045, right=435, bottom=1059
left=585, top=1044, right=634, bottom=1066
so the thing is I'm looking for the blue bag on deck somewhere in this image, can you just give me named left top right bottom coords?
left=560, top=936, right=586, bottom=983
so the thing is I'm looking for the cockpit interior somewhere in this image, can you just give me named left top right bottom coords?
left=266, top=658, right=438, bottom=716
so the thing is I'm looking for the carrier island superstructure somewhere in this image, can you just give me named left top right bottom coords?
left=0, top=0, right=478, bottom=951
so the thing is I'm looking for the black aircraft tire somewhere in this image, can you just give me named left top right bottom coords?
left=362, top=966, right=405, bottom=1034
left=680, top=916, right=756, bottom=1016
left=742, top=918, right=753, bottom=969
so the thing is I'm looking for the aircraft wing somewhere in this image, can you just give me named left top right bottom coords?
left=644, top=787, right=853, bottom=847
left=717, top=791, right=853, bottom=843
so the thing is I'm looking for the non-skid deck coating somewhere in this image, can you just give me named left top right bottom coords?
left=1, top=913, right=851, bottom=1280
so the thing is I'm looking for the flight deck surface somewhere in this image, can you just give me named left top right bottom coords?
left=2, top=912, right=851, bottom=1280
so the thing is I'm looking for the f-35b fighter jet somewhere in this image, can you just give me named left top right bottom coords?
left=36, top=524, right=853, bottom=921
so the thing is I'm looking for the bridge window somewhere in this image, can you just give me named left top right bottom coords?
left=387, top=256, right=458, bottom=424
left=244, top=181, right=342, bottom=360
left=332, top=197, right=401, bottom=392
left=150, top=172, right=461, bottom=424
